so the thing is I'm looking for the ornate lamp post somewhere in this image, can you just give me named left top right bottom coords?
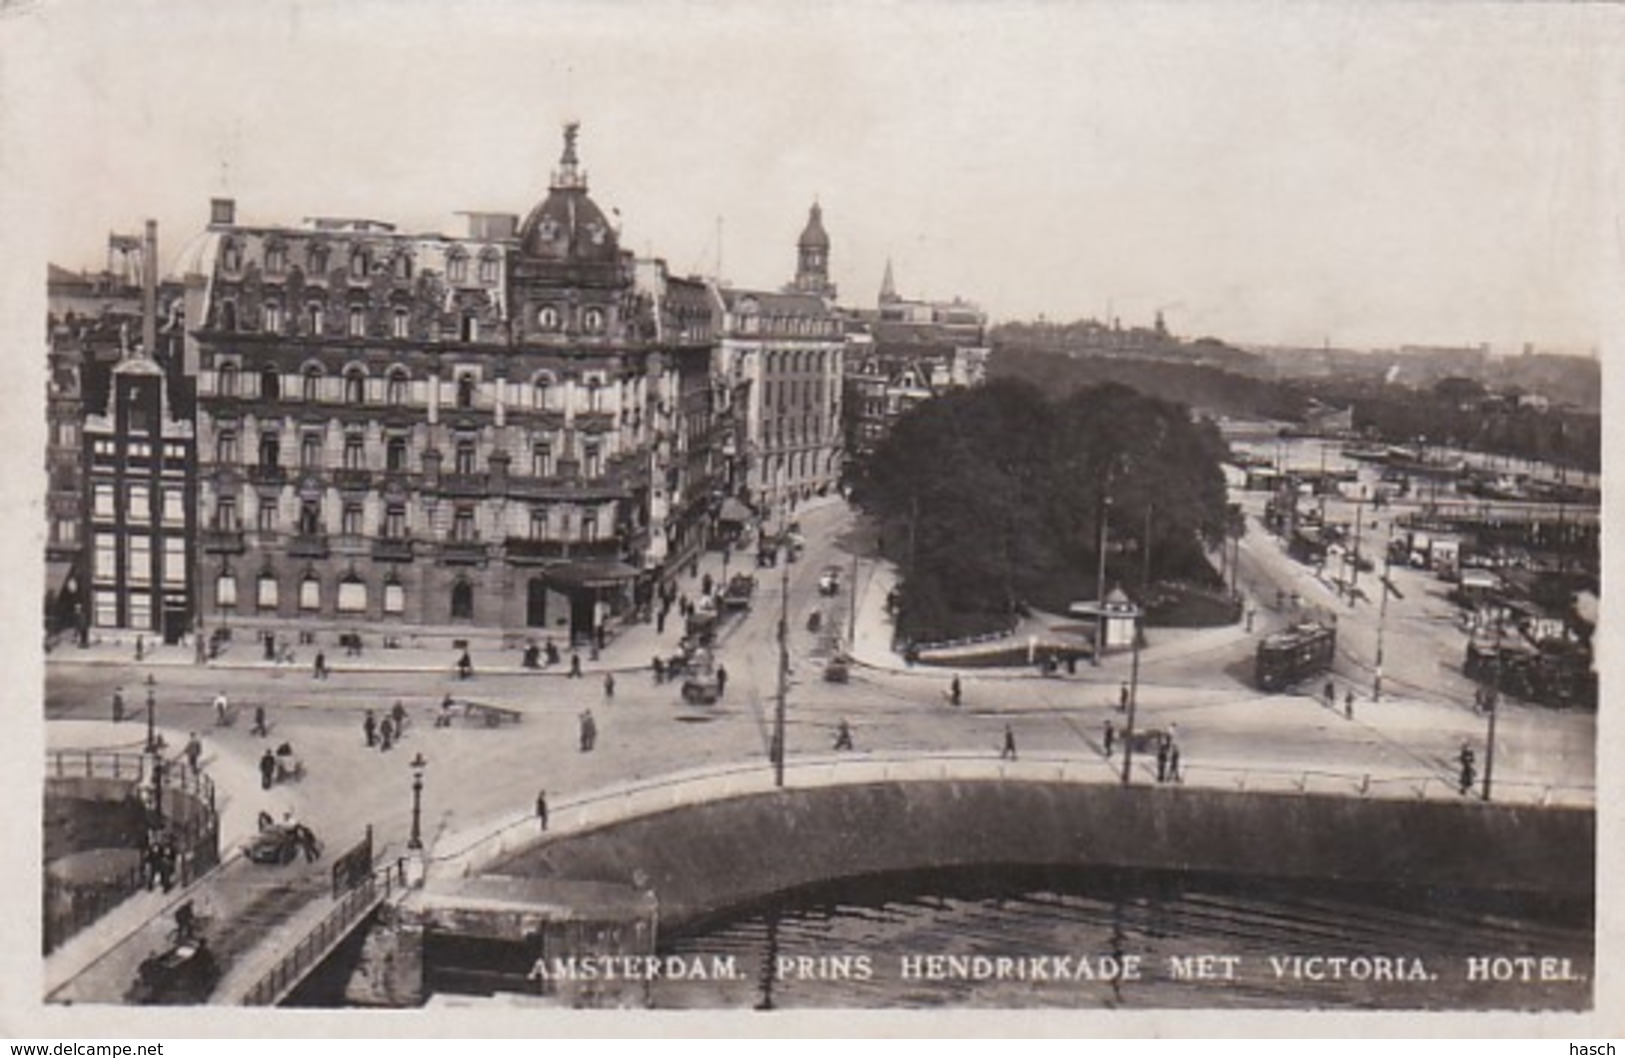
left=408, top=752, right=428, bottom=851
left=1118, top=604, right=1144, bottom=785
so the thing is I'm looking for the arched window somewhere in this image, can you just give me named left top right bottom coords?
left=386, top=369, right=409, bottom=406
left=262, top=301, right=283, bottom=333
left=454, top=438, right=476, bottom=475
left=308, top=244, right=329, bottom=275
left=350, top=247, right=370, bottom=279
left=386, top=436, right=407, bottom=472
left=337, top=573, right=366, bottom=613
left=217, top=362, right=239, bottom=397
left=456, top=374, right=475, bottom=409
left=344, top=368, right=367, bottom=404
left=265, top=243, right=286, bottom=276
left=348, top=305, right=367, bottom=338
left=260, top=366, right=280, bottom=400
left=477, top=252, right=499, bottom=284
left=307, top=301, right=325, bottom=335
left=392, top=307, right=410, bottom=339
left=393, top=253, right=413, bottom=280
left=538, top=306, right=560, bottom=331
left=583, top=307, right=605, bottom=334
left=532, top=374, right=552, bottom=409
left=302, top=365, right=324, bottom=402
left=447, top=251, right=468, bottom=284
left=450, top=579, right=474, bottom=621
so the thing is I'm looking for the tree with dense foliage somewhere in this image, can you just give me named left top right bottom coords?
left=852, top=379, right=1231, bottom=643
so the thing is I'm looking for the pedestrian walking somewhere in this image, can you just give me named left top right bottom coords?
left=1000, top=724, right=1017, bottom=761
left=579, top=710, right=596, bottom=753
left=833, top=719, right=854, bottom=751
left=112, top=687, right=125, bottom=723
left=154, top=838, right=175, bottom=893
left=379, top=716, right=395, bottom=751
left=1103, top=719, right=1115, bottom=757
left=363, top=710, right=377, bottom=747
left=545, top=638, right=560, bottom=666
left=950, top=675, right=962, bottom=707
left=1156, top=738, right=1170, bottom=782
left=535, top=790, right=549, bottom=832
left=252, top=704, right=268, bottom=737
left=313, top=651, right=328, bottom=679
left=1119, top=682, right=1130, bottom=712
left=259, top=748, right=277, bottom=790
left=213, top=691, right=229, bottom=727
left=569, top=652, right=582, bottom=678
left=457, top=650, right=474, bottom=680
left=652, top=656, right=665, bottom=684
left=1324, top=681, right=1336, bottom=709
left=1344, top=690, right=1355, bottom=720
left=391, top=700, right=408, bottom=736
left=1169, top=744, right=1183, bottom=783
left=135, top=634, right=145, bottom=662
left=1458, top=743, right=1476, bottom=796
left=184, top=733, right=203, bottom=776
left=656, top=609, right=667, bottom=635
left=1246, top=607, right=1256, bottom=633
left=716, top=664, right=728, bottom=697
left=702, top=572, right=713, bottom=596
left=603, top=672, right=615, bottom=699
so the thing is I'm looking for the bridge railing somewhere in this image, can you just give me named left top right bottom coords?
left=429, top=749, right=1596, bottom=884
left=239, top=860, right=402, bottom=1006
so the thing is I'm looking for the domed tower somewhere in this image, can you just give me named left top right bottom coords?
left=792, top=201, right=835, bottom=299
left=512, top=121, right=630, bottom=343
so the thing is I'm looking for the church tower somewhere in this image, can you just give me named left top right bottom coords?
left=792, top=201, right=835, bottom=299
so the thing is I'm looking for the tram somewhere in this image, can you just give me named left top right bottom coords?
left=1255, top=621, right=1337, bottom=692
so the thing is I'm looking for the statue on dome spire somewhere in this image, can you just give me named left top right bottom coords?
left=552, top=120, right=587, bottom=190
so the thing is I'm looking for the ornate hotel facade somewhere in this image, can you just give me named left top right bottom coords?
left=184, top=125, right=717, bottom=647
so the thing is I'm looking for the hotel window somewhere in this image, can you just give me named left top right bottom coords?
left=299, top=574, right=319, bottom=611
left=532, top=375, right=552, bottom=409
left=383, top=504, right=406, bottom=539
left=127, top=535, right=150, bottom=585
left=128, top=484, right=150, bottom=521
left=529, top=506, right=548, bottom=540
left=478, top=253, right=499, bottom=284
left=350, top=248, right=370, bottom=279
left=259, top=572, right=280, bottom=609
left=348, top=305, right=367, bottom=338
left=582, top=511, right=599, bottom=542
left=386, top=436, right=407, bottom=472
left=265, top=244, right=286, bottom=276
left=94, top=589, right=117, bottom=626
left=338, top=574, right=366, bottom=613
left=128, top=594, right=151, bottom=630
left=460, top=313, right=478, bottom=343
left=215, top=429, right=239, bottom=464
left=302, top=366, right=323, bottom=402
left=339, top=429, right=362, bottom=468
left=538, top=306, right=560, bottom=331
left=383, top=578, right=404, bottom=614
left=386, top=370, right=409, bottom=406
left=448, top=252, right=468, bottom=283
left=308, top=245, right=329, bottom=275
left=586, top=377, right=602, bottom=411
left=94, top=533, right=116, bottom=580
left=263, top=301, right=283, bottom=333
left=219, top=300, right=238, bottom=331
left=307, top=302, right=325, bottom=335
left=456, top=374, right=475, bottom=409
left=344, top=369, right=367, bottom=404
left=452, top=507, right=475, bottom=542
left=257, top=498, right=277, bottom=532
left=300, top=432, right=322, bottom=468
left=217, top=362, right=239, bottom=397
left=392, top=307, right=410, bottom=339
left=454, top=438, right=476, bottom=475
left=214, top=496, right=238, bottom=531
left=93, top=483, right=114, bottom=518
left=222, top=239, right=242, bottom=273
left=298, top=499, right=321, bottom=536
left=341, top=503, right=363, bottom=536
left=393, top=253, right=413, bottom=280
left=216, top=572, right=237, bottom=608
left=163, top=538, right=186, bottom=587
left=531, top=442, right=552, bottom=477
left=260, top=366, right=280, bottom=400
left=583, top=441, right=602, bottom=479
left=259, top=433, right=280, bottom=469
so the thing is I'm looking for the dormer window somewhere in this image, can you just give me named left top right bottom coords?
left=583, top=307, right=605, bottom=334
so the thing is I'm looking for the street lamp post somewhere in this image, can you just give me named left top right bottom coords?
left=1093, top=496, right=1111, bottom=667
left=408, top=752, right=428, bottom=851
left=144, top=675, right=158, bottom=753
left=1483, top=620, right=1502, bottom=802
left=1373, top=527, right=1393, bottom=702
left=1119, top=606, right=1143, bottom=785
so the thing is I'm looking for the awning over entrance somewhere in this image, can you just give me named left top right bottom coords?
left=718, top=498, right=753, bottom=523
left=544, top=560, right=642, bottom=591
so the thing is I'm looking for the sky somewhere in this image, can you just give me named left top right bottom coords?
left=5, top=0, right=1623, bottom=352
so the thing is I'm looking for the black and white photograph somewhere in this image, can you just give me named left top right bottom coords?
left=5, top=0, right=1619, bottom=1035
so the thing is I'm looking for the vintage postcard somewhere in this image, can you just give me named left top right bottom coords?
left=1, top=0, right=1620, bottom=1038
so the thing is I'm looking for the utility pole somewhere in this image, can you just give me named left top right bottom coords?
left=1141, top=503, right=1153, bottom=594
left=1349, top=494, right=1365, bottom=598
left=847, top=546, right=859, bottom=648
left=1119, top=607, right=1142, bottom=785
left=773, top=532, right=790, bottom=787
left=1482, top=617, right=1502, bottom=802
left=1373, top=526, right=1393, bottom=702
left=1094, top=495, right=1110, bottom=666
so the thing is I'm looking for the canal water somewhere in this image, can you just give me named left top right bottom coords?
left=651, top=866, right=1592, bottom=1011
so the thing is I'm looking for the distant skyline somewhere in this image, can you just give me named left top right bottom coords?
left=6, top=0, right=1622, bottom=352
